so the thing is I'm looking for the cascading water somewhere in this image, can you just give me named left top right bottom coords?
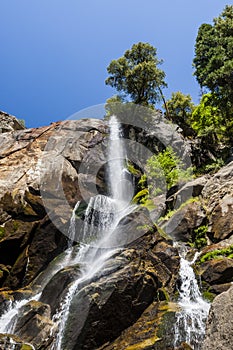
left=51, top=115, right=134, bottom=349
left=174, top=244, right=210, bottom=349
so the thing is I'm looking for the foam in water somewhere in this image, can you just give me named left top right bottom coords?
left=174, top=247, right=210, bottom=349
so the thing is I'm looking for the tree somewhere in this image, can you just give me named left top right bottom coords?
left=105, top=42, right=167, bottom=107
left=193, top=5, right=233, bottom=117
left=191, top=93, right=224, bottom=142
left=164, top=91, right=195, bottom=127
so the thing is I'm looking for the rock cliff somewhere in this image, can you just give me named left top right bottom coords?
left=0, top=113, right=232, bottom=349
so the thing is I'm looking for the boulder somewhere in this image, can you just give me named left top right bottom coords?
left=14, top=300, right=55, bottom=349
left=165, top=176, right=208, bottom=211
left=0, top=111, right=25, bottom=133
left=161, top=201, right=206, bottom=242
left=40, top=264, right=81, bottom=315
left=210, top=194, right=233, bottom=241
left=202, top=285, right=233, bottom=350
left=0, top=334, right=34, bottom=349
left=202, top=161, right=233, bottom=242
left=100, top=301, right=178, bottom=350
left=200, top=258, right=233, bottom=286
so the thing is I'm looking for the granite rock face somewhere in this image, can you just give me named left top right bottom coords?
left=0, top=119, right=108, bottom=289
left=0, top=114, right=233, bottom=349
left=0, top=111, right=25, bottom=133
left=202, top=285, right=233, bottom=350
left=202, top=161, right=233, bottom=242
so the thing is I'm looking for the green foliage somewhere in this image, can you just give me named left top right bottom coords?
left=193, top=5, right=233, bottom=122
left=138, top=173, right=147, bottom=188
left=18, top=119, right=26, bottom=127
left=0, top=226, right=5, bottom=239
left=164, top=91, right=195, bottom=126
left=158, top=197, right=199, bottom=223
left=132, top=189, right=155, bottom=210
left=158, top=209, right=177, bottom=222
left=202, top=290, right=215, bottom=303
left=199, top=245, right=233, bottom=264
left=127, top=163, right=141, bottom=177
left=133, top=188, right=149, bottom=203
left=20, top=345, right=34, bottom=350
left=106, top=42, right=167, bottom=107
left=191, top=93, right=225, bottom=140
left=192, top=225, right=208, bottom=249
left=203, top=158, right=225, bottom=174
left=146, top=146, right=193, bottom=194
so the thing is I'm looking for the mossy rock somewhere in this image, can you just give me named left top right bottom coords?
left=0, top=227, right=5, bottom=240
left=0, top=334, right=34, bottom=350
left=20, top=344, right=34, bottom=350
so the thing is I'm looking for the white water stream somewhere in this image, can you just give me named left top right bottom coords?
left=50, top=115, right=134, bottom=349
left=174, top=245, right=210, bottom=349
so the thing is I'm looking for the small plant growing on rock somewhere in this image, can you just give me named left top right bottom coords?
left=192, top=225, right=208, bottom=249
left=199, top=245, right=233, bottom=263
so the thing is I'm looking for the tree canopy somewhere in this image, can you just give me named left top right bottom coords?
left=191, top=93, right=224, bottom=141
left=164, top=91, right=195, bottom=124
left=193, top=5, right=233, bottom=117
left=105, top=42, right=167, bottom=107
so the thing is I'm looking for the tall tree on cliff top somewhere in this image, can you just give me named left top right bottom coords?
left=105, top=42, right=167, bottom=108
left=193, top=5, right=233, bottom=118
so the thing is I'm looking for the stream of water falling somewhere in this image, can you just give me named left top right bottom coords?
left=51, top=115, right=135, bottom=349
left=174, top=244, right=210, bottom=349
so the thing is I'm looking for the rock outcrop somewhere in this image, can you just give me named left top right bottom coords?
left=0, top=119, right=108, bottom=290
left=0, top=111, right=25, bottom=133
left=0, top=113, right=233, bottom=349
left=203, top=285, right=233, bottom=350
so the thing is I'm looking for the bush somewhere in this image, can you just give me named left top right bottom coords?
left=146, top=146, right=193, bottom=195
left=199, top=245, right=233, bottom=263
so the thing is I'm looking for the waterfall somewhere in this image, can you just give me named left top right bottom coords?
left=174, top=245, right=210, bottom=349
left=108, top=115, right=133, bottom=210
left=67, top=200, right=80, bottom=248
left=51, top=115, right=134, bottom=349
left=0, top=292, right=41, bottom=334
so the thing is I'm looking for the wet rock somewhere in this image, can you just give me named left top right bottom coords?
left=60, top=226, right=179, bottom=350
left=0, top=334, right=34, bottom=349
left=40, top=264, right=81, bottom=315
left=100, top=301, right=178, bottom=350
left=14, top=300, right=55, bottom=349
left=203, top=285, right=233, bottom=350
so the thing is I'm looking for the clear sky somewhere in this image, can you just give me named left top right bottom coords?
left=0, top=0, right=230, bottom=128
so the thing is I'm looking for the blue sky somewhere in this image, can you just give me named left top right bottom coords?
left=0, top=0, right=230, bottom=128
